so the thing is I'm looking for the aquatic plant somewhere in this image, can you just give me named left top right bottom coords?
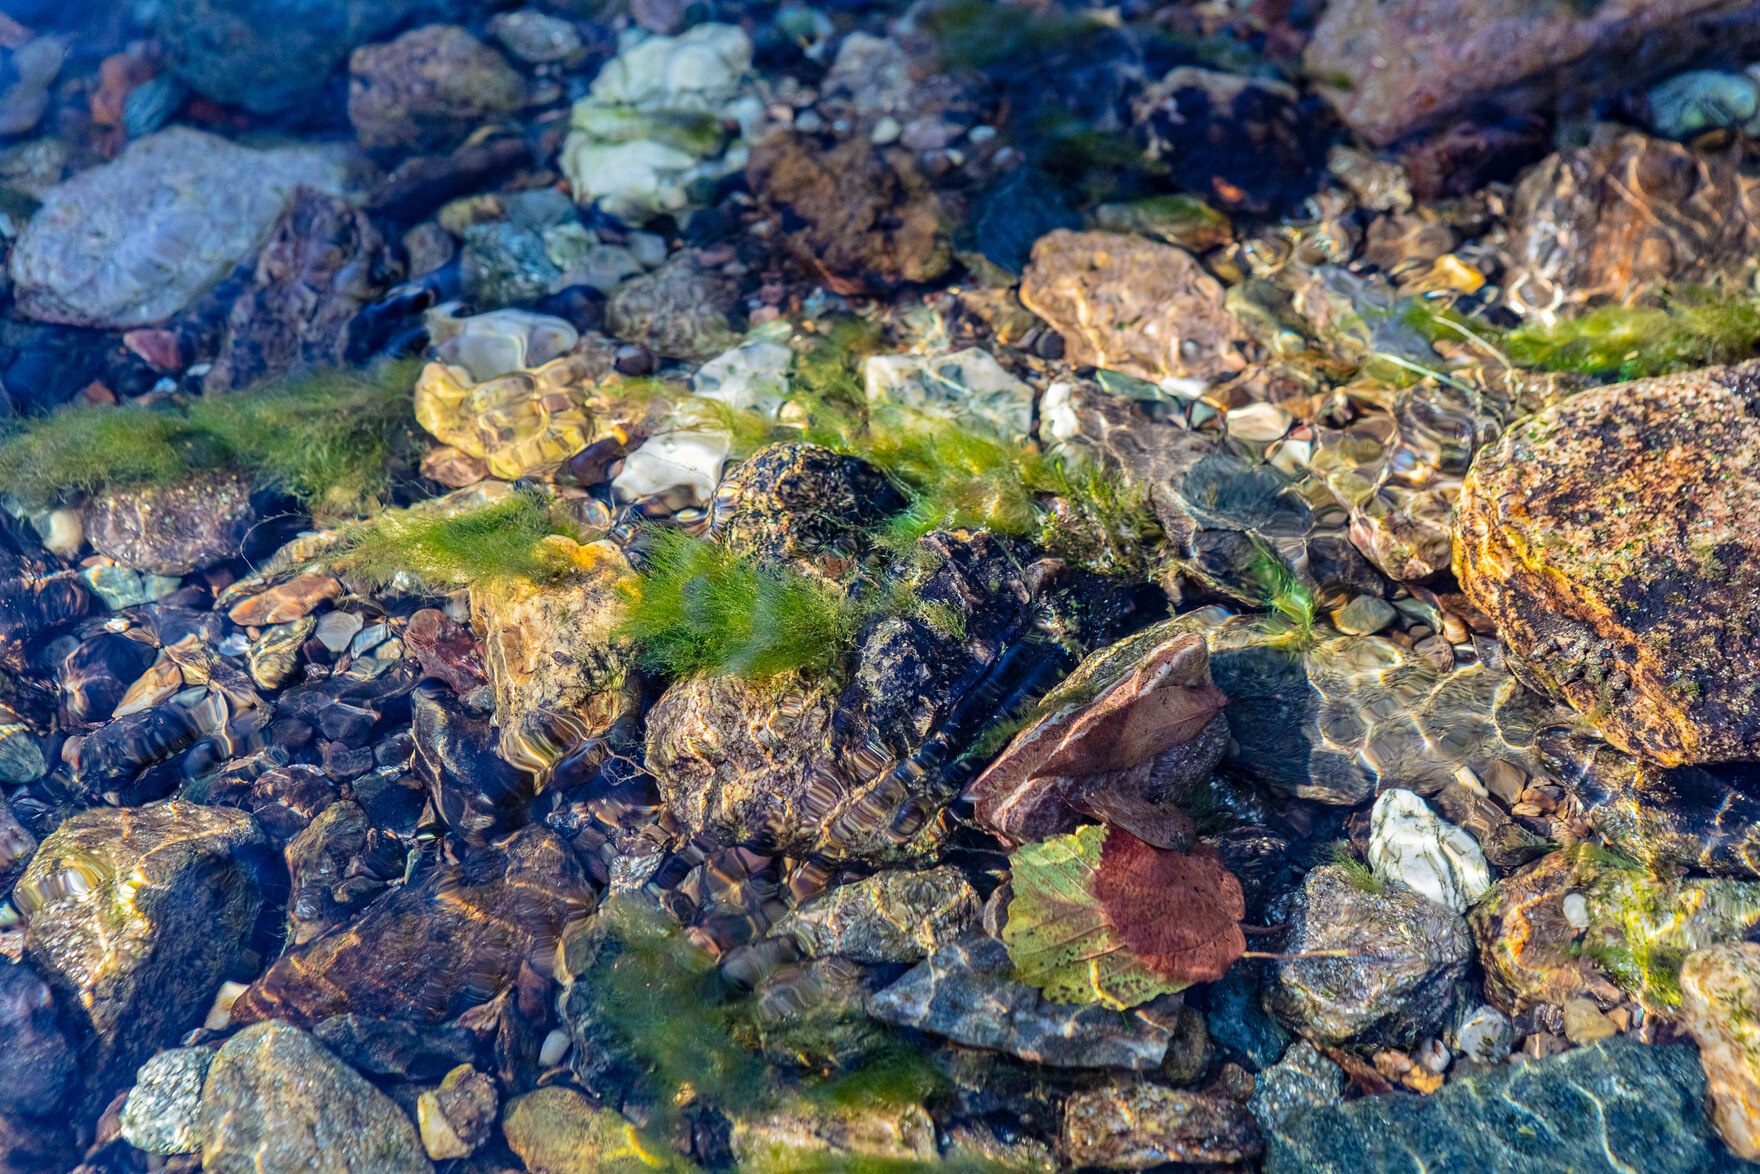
left=1326, top=841, right=1385, bottom=895
left=617, top=529, right=861, bottom=680
left=333, top=492, right=587, bottom=590
left=1501, top=291, right=1760, bottom=380
left=0, top=359, right=420, bottom=516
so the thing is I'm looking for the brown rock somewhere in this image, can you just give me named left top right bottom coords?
left=1304, top=0, right=1760, bottom=147
left=83, top=472, right=257, bottom=575
left=604, top=251, right=739, bottom=361
left=204, top=190, right=397, bottom=394
left=1680, top=943, right=1760, bottom=1161
left=1501, top=131, right=1760, bottom=312
left=416, top=1064, right=497, bottom=1160
left=348, top=25, right=525, bottom=152
left=747, top=133, right=950, bottom=295
left=1455, top=362, right=1760, bottom=764
left=1063, top=1082, right=1260, bottom=1168
left=227, top=572, right=342, bottom=626
left=1019, top=230, right=1252, bottom=385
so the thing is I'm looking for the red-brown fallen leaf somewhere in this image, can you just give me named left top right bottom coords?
left=1094, top=827, right=1246, bottom=985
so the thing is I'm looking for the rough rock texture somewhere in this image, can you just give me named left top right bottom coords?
left=1265, top=864, right=1471, bottom=1048
left=1560, top=745, right=1760, bottom=878
left=1501, top=131, right=1760, bottom=310
left=0, top=957, right=74, bottom=1118
left=1456, top=362, right=1760, bottom=765
left=470, top=547, right=636, bottom=776
left=771, top=866, right=979, bottom=964
left=1303, top=0, right=1760, bottom=147
left=708, top=442, right=903, bottom=569
left=1247, top=1041, right=1343, bottom=1133
left=349, top=25, right=525, bottom=152
left=731, top=1101, right=941, bottom=1168
left=868, top=936, right=1186, bottom=1069
left=9, top=127, right=352, bottom=328
left=120, top=1047, right=213, bottom=1155
left=204, top=190, right=395, bottom=394
left=747, top=134, right=950, bottom=295
left=604, top=251, right=740, bottom=360
left=1682, top=943, right=1760, bottom=1160
left=1263, top=1038, right=1737, bottom=1174
left=198, top=1021, right=432, bottom=1173
left=1367, top=788, right=1491, bottom=914
left=1064, top=1082, right=1260, bottom=1168
left=415, top=1064, right=497, bottom=1160
left=502, top=1087, right=667, bottom=1174
left=229, top=826, right=592, bottom=1029
left=83, top=473, right=259, bottom=576
left=16, top=802, right=268, bottom=1101
left=1019, top=231, right=1253, bottom=385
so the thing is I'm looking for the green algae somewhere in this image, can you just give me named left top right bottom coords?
left=1326, top=841, right=1385, bottom=895
left=333, top=492, right=586, bottom=590
left=0, top=359, right=420, bottom=516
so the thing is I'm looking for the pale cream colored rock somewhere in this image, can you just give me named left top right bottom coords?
left=1562, top=997, right=1617, bottom=1045
left=1681, top=943, right=1760, bottom=1160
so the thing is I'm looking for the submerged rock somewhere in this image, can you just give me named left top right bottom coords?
left=503, top=1087, right=686, bottom=1174
left=199, top=1021, right=432, bottom=1174
left=1265, top=864, right=1471, bottom=1048
left=414, top=351, right=601, bottom=482
left=863, top=348, right=1034, bottom=440
left=1368, top=789, right=1491, bottom=914
left=1647, top=69, right=1760, bottom=139
left=1681, top=943, right=1760, bottom=1161
left=9, top=127, right=354, bottom=328
left=1456, top=362, right=1760, bottom=765
left=1263, top=1038, right=1734, bottom=1174
left=121, top=1046, right=213, bottom=1155
left=771, top=866, right=978, bottom=964
left=0, top=957, right=74, bottom=1118
left=84, top=473, right=258, bottom=576
left=707, top=442, right=902, bottom=569
left=604, top=251, right=739, bottom=361
left=1064, top=1081, right=1261, bottom=1168
left=348, top=25, right=525, bottom=152
left=1247, top=1041, right=1343, bottom=1134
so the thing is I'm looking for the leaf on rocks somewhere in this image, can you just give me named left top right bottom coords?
left=1003, top=823, right=1242, bottom=1009
left=969, top=628, right=1228, bottom=848
left=1094, top=827, right=1246, bottom=986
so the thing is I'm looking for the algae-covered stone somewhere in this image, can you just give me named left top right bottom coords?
left=503, top=1087, right=693, bottom=1174
left=1456, top=362, right=1760, bottom=765
left=772, top=866, right=978, bottom=964
left=731, top=1100, right=939, bottom=1169
left=1681, top=943, right=1760, bottom=1161
left=199, top=1021, right=432, bottom=1173
left=1263, top=1038, right=1732, bottom=1174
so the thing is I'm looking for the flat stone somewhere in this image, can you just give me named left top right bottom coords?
left=121, top=1047, right=213, bottom=1155
left=863, top=348, right=1035, bottom=440
left=84, top=473, right=258, bottom=576
left=1562, top=996, right=1618, bottom=1044
left=1263, top=1038, right=1735, bottom=1174
left=1330, top=595, right=1396, bottom=637
left=198, top=1021, right=432, bottom=1174
left=771, top=866, right=979, bottom=964
left=1681, top=942, right=1760, bottom=1160
left=314, top=610, right=364, bottom=655
left=867, top=936, right=1185, bottom=1069
left=502, top=1087, right=671, bottom=1174
left=1303, top=0, right=1760, bottom=147
left=1020, top=230, right=1252, bottom=386
left=1064, top=1082, right=1260, bottom=1168
left=228, top=573, right=341, bottom=627
left=1456, top=362, right=1760, bottom=765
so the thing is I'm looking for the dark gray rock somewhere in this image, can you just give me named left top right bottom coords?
left=1247, top=1041, right=1343, bottom=1133
left=0, top=957, right=74, bottom=1118
left=1203, top=969, right=1289, bottom=1068
left=84, top=473, right=259, bottom=576
left=1264, top=1038, right=1753, bottom=1174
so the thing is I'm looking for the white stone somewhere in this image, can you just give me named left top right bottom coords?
left=1226, top=401, right=1292, bottom=442
left=864, top=348, right=1035, bottom=439
left=564, top=140, right=699, bottom=220
left=1454, top=1004, right=1511, bottom=1063
left=692, top=340, right=793, bottom=416
left=315, top=610, right=365, bottom=654
left=1562, top=891, right=1590, bottom=931
left=350, top=622, right=389, bottom=658
left=427, top=306, right=578, bottom=382
left=539, top=1028, right=571, bottom=1067
left=36, top=508, right=82, bottom=559
left=611, top=430, right=731, bottom=507
left=590, top=24, right=751, bottom=110
left=1367, top=788, right=1491, bottom=914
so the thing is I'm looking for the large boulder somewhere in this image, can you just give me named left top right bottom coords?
left=1304, top=0, right=1760, bottom=147
left=9, top=127, right=355, bottom=328
left=1456, top=362, right=1760, bottom=765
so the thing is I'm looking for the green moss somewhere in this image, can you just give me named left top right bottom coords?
left=618, top=529, right=861, bottom=679
left=333, top=492, right=585, bottom=590
left=0, top=359, right=420, bottom=516
left=923, top=0, right=1107, bottom=70
left=1493, top=289, right=1760, bottom=380
left=1327, top=841, right=1384, bottom=894
left=801, top=1041, right=948, bottom=1112
left=792, top=319, right=882, bottom=412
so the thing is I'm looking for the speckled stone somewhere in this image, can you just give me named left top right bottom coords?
left=1681, top=943, right=1760, bottom=1160
left=771, top=866, right=979, bottom=964
left=502, top=1087, right=676, bottom=1174
left=1247, top=1041, right=1344, bottom=1133
left=198, top=1021, right=432, bottom=1173
left=84, top=472, right=258, bottom=575
left=121, top=1047, right=213, bottom=1155
left=1263, top=1038, right=1735, bottom=1174
left=1457, top=363, right=1760, bottom=765
left=1064, top=1081, right=1260, bottom=1168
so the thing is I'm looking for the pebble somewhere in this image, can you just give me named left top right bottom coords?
left=1454, top=1004, right=1512, bottom=1064
left=1562, top=997, right=1617, bottom=1045
left=488, top=9, right=583, bottom=64
left=315, top=610, right=365, bottom=655
left=121, top=1047, right=214, bottom=1155
left=1227, top=401, right=1293, bottom=442
left=1367, top=788, right=1491, bottom=914
left=1331, top=594, right=1399, bottom=636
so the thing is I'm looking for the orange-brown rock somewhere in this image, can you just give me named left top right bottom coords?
left=1019, top=231, right=1252, bottom=386
left=1455, top=362, right=1760, bottom=765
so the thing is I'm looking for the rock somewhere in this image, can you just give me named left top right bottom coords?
left=284, top=801, right=391, bottom=946
left=560, top=23, right=754, bottom=222
left=1247, top=1041, right=1343, bottom=1133
left=228, top=573, right=342, bottom=626
left=1681, top=943, right=1760, bottom=1160
left=309, top=1015, right=475, bottom=1081
left=731, top=1100, right=940, bottom=1169
left=1455, top=362, right=1760, bottom=765
left=198, top=1021, right=431, bottom=1173
left=1454, top=1004, right=1512, bottom=1064
left=428, top=306, right=580, bottom=383
left=489, top=10, right=583, bottom=64
left=120, top=1047, right=213, bottom=1155
left=459, top=219, right=593, bottom=309
left=0, top=791, right=35, bottom=893
left=504, top=1087, right=686, bottom=1174
left=415, top=1064, right=497, bottom=1160
left=413, top=352, right=601, bottom=482
left=228, top=827, right=592, bottom=1029
left=470, top=547, right=635, bottom=775
left=772, top=866, right=979, bottom=964
left=9, top=127, right=354, bottom=328
left=868, top=936, right=1187, bottom=1069
left=1562, top=996, right=1618, bottom=1044
left=1648, top=69, right=1760, bottom=138
left=1500, top=132, right=1760, bottom=309
left=247, top=615, right=316, bottom=690
left=58, top=633, right=158, bottom=725
left=747, top=134, right=950, bottom=295
left=348, top=25, right=524, bottom=152
left=14, top=802, right=268, bottom=1101
left=1471, top=849, right=1760, bottom=1011
left=611, top=430, right=730, bottom=507
left=1302, top=0, right=1760, bottom=147
left=1558, top=744, right=1760, bottom=878
left=1330, top=595, right=1396, bottom=636
left=315, top=610, right=364, bottom=654
left=691, top=339, right=790, bottom=416
left=83, top=473, right=258, bottom=576
left=1265, top=864, right=1471, bottom=1048
left=154, top=0, right=431, bottom=114
left=1262, top=1038, right=1732, bottom=1174
left=1019, top=231, right=1251, bottom=386
left=706, top=442, right=902, bottom=568
left=1064, top=1082, right=1260, bottom=1168
left=1368, top=789, right=1491, bottom=914
left=0, top=36, right=64, bottom=137
left=204, top=190, right=394, bottom=394
left=79, top=565, right=182, bottom=611
left=863, top=348, right=1035, bottom=439
left=605, top=251, right=738, bottom=361
left=0, top=957, right=74, bottom=1118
